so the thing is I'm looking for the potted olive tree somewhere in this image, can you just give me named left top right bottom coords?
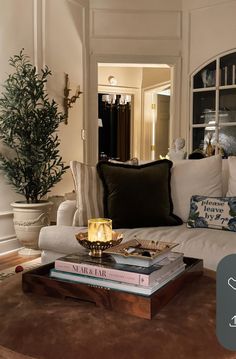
left=0, top=50, right=68, bottom=255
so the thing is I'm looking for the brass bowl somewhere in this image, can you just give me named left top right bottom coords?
left=75, top=231, right=123, bottom=257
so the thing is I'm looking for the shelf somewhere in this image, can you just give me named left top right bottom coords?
left=193, top=87, right=216, bottom=92
left=191, top=124, right=216, bottom=128
left=219, top=85, right=236, bottom=90
left=193, top=85, right=236, bottom=92
left=191, top=50, right=236, bottom=156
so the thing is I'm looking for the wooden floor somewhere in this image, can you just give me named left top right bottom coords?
left=0, top=251, right=41, bottom=271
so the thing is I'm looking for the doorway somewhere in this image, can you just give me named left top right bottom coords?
left=98, top=93, right=131, bottom=161
left=91, top=59, right=179, bottom=165
left=142, top=82, right=171, bottom=160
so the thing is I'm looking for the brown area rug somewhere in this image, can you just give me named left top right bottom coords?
left=0, top=344, right=36, bottom=359
left=0, top=273, right=235, bottom=359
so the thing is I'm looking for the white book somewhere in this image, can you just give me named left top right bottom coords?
left=50, top=264, right=186, bottom=296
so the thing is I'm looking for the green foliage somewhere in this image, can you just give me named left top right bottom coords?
left=0, top=49, right=69, bottom=203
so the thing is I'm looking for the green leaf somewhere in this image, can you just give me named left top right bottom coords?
left=0, top=50, right=69, bottom=202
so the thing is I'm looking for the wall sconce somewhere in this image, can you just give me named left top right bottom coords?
left=63, top=73, right=82, bottom=124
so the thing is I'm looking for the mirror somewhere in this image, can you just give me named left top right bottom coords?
left=97, top=64, right=172, bottom=162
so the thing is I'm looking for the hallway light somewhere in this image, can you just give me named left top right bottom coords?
left=108, top=76, right=117, bottom=86
left=102, top=94, right=131, bottom=106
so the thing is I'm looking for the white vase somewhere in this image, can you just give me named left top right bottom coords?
left=11, top=201, right=52, bottom=256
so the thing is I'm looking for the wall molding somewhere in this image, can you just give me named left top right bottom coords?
left=91, top=9, right=181, bottom=40
left=33, top=0, right=46, bottom=70
left=0, top=234, right=16, bottom=242
left=184, top=0, right=235, bottom=12
left=68, top=0, right=88, bottom=6
left=0, top=211, right=13, bottom=217
left=0, top=237, right=21, bottom=255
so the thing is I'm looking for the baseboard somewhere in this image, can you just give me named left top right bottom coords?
left=0, top=210, right=21, bottom=254
left=0, top=236, right=21, bottom=255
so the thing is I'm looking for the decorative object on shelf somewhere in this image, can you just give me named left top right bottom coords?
left=212, top=142, right=225, bottom=157
left=63, top=73, right=82, bottom=124
left=205, top=132, right=215, bottom=157
left=0, top=50, right=69, bottom=255
left=201, top=69, right=215, bottom=87
left=201, top=69, right=208, bottom=87
left=167, top=137, right=187, bottom=161
left=76, top=218, right=123, bottom=257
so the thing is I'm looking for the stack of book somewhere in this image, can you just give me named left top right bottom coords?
left=50, top=239, right=186, bottom=296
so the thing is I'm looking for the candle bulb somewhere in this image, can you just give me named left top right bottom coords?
left=88, top=218, right=112, bottom=243
left=76, top=217, right=123, bottom=257
left=76, top=86, right=81, bottom=97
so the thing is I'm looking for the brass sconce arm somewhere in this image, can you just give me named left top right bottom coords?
left=63, top=73, right=82, bottom=124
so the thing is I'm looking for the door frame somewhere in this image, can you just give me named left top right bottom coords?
left=142, top=81, right=171, bottom=160
left=86, top=54, right=181, bottom=165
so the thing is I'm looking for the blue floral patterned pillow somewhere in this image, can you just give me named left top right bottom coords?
left=187, top=195, right=236, bottom=231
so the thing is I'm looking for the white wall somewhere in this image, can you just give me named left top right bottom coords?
left=0, top=0, right=35, bottom=253
left=45, top=0, right=87, bottom=196
left=142, top=68, right=170, bottom=89
left=0, top=0, right=88, bottom=254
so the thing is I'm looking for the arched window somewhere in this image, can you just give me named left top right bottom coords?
left=191, top=50, right=236, bottom=157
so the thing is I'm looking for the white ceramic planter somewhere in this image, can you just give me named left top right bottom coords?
left=11, top=201, right=52, bottom=255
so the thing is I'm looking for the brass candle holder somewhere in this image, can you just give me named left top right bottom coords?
left=75, top=218, right=123, bottom=257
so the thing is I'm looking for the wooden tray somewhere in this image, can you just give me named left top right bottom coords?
left=22, top=257, right=203, bottom=320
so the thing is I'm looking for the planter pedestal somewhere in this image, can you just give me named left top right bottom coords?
left=18, top=248, right=42, bottom=256
left=11, top=201, right=52, bottom=256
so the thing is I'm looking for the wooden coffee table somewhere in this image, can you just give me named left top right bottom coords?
left=22, top=257, right=203, bottom=319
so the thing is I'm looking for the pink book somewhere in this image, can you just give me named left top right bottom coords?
left=54, top=252, right=183, bottom=286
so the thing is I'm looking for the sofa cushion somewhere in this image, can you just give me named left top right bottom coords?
left=171, top=155, right=223, bottom=222
left=70, top=161, right=104, bottom=226
left=96, top=159, right=182, bottom=229
left=227, top=156, right=236, bottom=196
left=40, top=224, right=236, bottom=271
left=187, top=195, right=236, bottom=231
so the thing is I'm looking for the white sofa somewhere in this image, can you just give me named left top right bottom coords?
left=39, top=156, right=236, bottom=271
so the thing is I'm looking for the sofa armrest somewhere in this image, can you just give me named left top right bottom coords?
left=57, top=200, right=76, bottom=226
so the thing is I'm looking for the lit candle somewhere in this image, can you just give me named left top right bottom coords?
left=88, top=218, right=112, bottom=243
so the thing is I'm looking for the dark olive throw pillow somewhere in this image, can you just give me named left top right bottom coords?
left=96, top=160, right=182, bottom=229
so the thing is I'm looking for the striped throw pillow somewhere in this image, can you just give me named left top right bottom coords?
left=70, top=161, right=104, bottom=226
